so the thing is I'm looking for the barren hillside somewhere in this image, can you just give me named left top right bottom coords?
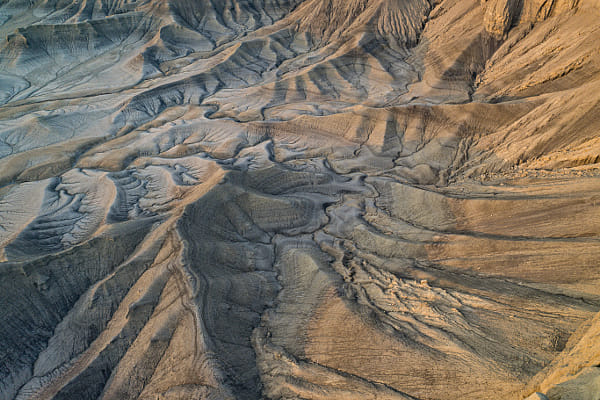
left=1, top=1, right=599, bottom=399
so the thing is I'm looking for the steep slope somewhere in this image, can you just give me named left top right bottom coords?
left=1, top=1, right=599, bottom=400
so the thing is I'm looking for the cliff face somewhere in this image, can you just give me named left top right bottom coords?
left=0, top=1, right=599, bottom=399
left=480, top=0, right=584, bottom=38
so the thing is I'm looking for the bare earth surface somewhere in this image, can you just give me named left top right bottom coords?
left=1, top=1, right=600, bottom=399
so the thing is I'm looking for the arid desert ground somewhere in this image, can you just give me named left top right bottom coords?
left=1, top=0, right=600, bottom=399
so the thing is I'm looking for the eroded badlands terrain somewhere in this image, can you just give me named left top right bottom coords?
left=1, top=0, right=600, bottom=399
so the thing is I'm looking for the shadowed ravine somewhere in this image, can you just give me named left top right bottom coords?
left=1, top=0, right=600, bottom=399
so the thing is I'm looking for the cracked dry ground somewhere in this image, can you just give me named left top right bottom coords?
left=1, top=0, right=600, bottom=399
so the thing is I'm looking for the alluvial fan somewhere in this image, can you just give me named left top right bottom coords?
left=1, top=0, right=600, bottom=399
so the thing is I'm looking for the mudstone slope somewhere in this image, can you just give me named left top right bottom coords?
left=1, top=0, right=600, bottom=399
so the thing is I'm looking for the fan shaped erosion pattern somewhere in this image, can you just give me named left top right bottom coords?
left=1, top=0, right=600, bottom=399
